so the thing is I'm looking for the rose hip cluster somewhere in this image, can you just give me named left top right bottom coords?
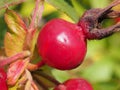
left=37, top=9, right=120, bottom=70
left=37, top=1, right=120, bottom=89
left=1, top=0, right=120, bottom=90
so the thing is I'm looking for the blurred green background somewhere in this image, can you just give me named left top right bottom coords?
left=0, top=0, right=120, bottom=90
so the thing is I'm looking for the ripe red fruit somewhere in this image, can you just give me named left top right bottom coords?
left=37, top=2, right=120, bottom=70
left=54, top=78, right=93, bottom=90
left=37, top=19, right=87, bottom=70
left=115, top=17, right=120, bottom=23
left=0, top=68, right=8, bottom=90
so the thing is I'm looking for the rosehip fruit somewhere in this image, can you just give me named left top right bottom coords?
left=37, top=2, right=120, bottom=70
left=37, top=19, right=87, bottom=70
left=54, top=78, right=93, bottom=90
left=115, top=17, right=120, bottom=23
left=0, top=68, right=8, bottom=90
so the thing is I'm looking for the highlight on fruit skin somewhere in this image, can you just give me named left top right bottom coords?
left=37, top=18, right=87, bottom=70
left=54, top=78, right=93, bottom=90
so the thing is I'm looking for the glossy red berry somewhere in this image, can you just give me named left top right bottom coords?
left=37, top=18, right=87, bottom=70
left=0, top=68, right=8, bottom=90
left=54, top=78, right=93, bottom=90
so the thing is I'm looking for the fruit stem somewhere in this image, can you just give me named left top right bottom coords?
left=0, top=51, right=30, bottom=67
left=32, top=74, right=49, bottom=90
left=32, top=70, right=60, bottom=85
left=0, top=0, right=26, bottom=10
left=29, top=0, right=44, bottom=31
left=24, top=0, right=44, bottom=50
left=27, top=60, right=45, bottom=71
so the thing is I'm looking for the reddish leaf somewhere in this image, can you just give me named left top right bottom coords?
left=7, top=58, right=29, bottom=86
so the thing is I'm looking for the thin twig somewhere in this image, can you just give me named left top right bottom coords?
left=29, top=0, right=40, bottom=30
left=29, top=0, right=44, bottom=30
left=33, top=74, right=49, bottom=90
left=0, top=0, right=26, bottom=10
left=36, top=2, right=44, bottom=27
left=0, top=51, right=30, bottom=67
left=27, top=60, right=45, bottom=71
left=32, top=70, right=60, bottom=85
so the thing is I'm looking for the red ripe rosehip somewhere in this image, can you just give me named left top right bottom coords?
left=37, top=19, right=87, bottom=70
left=0, top=68, right=8, bottom=90
left=54, top=78, right=93, bottom=90
left=115, top=17, right=120, bottom=23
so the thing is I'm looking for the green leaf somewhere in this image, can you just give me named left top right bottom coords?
left=71, top=0, right=86, bottom=16
left=0, top=17, right=6, bottom=47
left=0, top=0, right=25, bottom=9
left=46, top=0, right=79, bottom=22
left=90, top=0, right=109, bottom=8
left=94, top=82, right=119, bottom=90
left=81, top=58, right=115, bottom=82
left=9, top=85, right=17, bottom=90
left=30, top=30, right=39, bottom=56
left=5, top=9, right=27, bottom=34
left=115, top=64, right=120, bottom=79
left=52, top=69, right=70, bottom=83
left=4, top=9, right=27, bottom=56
